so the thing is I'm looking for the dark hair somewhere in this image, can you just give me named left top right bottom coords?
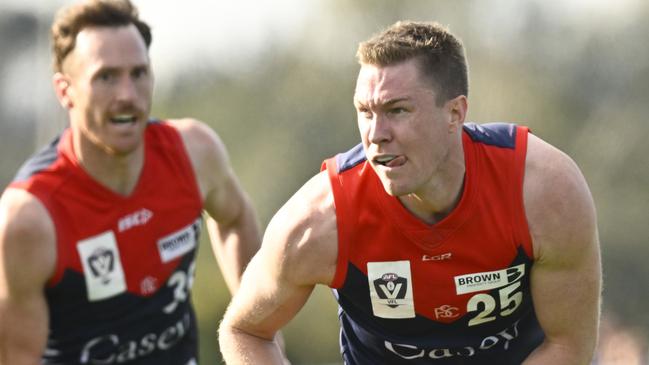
left=51, top=0, right=152, bottom=72
left=357, top=21, right=468, bottom=105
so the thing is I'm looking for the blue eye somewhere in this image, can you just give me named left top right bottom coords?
left=132, top=67, right=148, bottom=79
left=98, top=72, right=113, bottom=82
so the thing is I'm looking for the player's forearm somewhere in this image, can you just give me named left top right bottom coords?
left=219, top=324, right=287, bottom=365
left=207, top=206, right=261, bottom=293
left=0, top=299, right=49, bottom=365
left=0, top=321, right=46, bottom=365
left=0, top=347, right=43, bottom=365
left=523, top=339, right=595, bottom=365
left=229, top=203, right=261, bottom=278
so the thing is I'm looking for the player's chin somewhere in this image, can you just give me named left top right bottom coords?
left=378, top=178, right=408, bottom=197
left=105, top=138, right=143, bottom=156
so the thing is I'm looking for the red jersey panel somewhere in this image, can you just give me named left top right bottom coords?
left=323, top=123, right=544, bottom=364
left=9, top=121, right=202, bottom=364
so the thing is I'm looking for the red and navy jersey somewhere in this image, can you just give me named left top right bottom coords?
left=9, top=121, right=202, bottom=365
left=322, top=123, right=544, bottom=364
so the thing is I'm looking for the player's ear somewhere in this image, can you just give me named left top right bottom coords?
left=447, top=95, right=467, bottom=133
left=53, top=72, right=74, bottom=109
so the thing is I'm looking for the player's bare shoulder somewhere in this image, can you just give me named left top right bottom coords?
left=165, top=118, right=231, bottom=195
left=166, top=118, right=228, bottom=163
left=523, top=133, right=597, bottom=261
left=0, top=188, right=56, bottom=287
left=264, top=171, right=338, bottom=287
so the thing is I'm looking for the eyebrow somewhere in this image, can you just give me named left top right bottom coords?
left=354, top=97, right=409, bottom=108
left=91, top=63, right=148, bottom=76
left=382, top=97, right=409, bottom=106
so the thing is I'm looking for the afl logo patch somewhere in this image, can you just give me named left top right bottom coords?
left=367, top=260, right=415, bottom=318
left=77, top=231, right=127, bottom=301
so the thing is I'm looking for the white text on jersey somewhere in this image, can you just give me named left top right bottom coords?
left=118, top=208, right=153, bottom=232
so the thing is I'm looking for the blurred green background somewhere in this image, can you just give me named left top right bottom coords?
left=1, top=0, right=648, bottom=363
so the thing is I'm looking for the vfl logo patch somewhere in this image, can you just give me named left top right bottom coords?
left=374, top=273, right=408, bottom=308
left=454, top=264, right=525, bottom=295
left=367, top=261, right=415, bottom=318
left=87, top=248, right=115, bottom=284
left=157, top=218, right=201, bottom=263
left=77, top=231, right=127, bottom=301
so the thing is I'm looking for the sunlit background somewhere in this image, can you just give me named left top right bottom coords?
left=1, top=0, right=648, bottom=364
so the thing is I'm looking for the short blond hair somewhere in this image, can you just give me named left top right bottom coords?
left=357, top=21, right=468, bottom=105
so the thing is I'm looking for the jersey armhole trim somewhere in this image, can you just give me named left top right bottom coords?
left=513, top=126, right=535, bottom=259
left=325, top=157, right=350, bottom=289
left=159, top=121, right=203, bottom=208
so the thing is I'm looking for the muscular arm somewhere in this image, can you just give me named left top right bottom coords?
left=219, top=171, right=338, bottom=364
left=171, top=119, right=261, bottom=293
left=522, top=134, right=601, bottom=364
left=0, top=189, right=56, bottom=365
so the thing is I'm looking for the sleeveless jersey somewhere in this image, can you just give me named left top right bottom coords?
left=9, top=121, right=202, bottom=365
left=323, top=123, right=544, bottom=364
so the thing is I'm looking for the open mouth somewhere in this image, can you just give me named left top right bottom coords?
left=374, top=155, right=405, bottom=168
left=110, top=114, right=137, bottom=124
left=374, top=155, right=396, bottom=166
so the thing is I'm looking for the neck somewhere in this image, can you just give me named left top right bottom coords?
left=399, top=138, right=466, bottom=225
left=72, top=131, right=144, bottom=196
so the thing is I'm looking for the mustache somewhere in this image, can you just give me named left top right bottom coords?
left=109, top=103, right=143, bottom=115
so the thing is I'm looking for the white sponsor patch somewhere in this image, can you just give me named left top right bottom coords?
left=367, top=260, right=415, bottom=319
left=455, top=264, right=525, bottom=295
left=77, top=231, right=127, bottom=301
left=157, top=219, right=199, bottom=263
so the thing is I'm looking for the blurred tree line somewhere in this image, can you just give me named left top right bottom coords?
left=1, top=0, right=648, bottom=363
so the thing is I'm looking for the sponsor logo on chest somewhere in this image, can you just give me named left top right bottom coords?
left=157, top=219, right=201, bottom=263
left=454, top=264, right=525, bottom=295
left=79, top=312, right=192, bottom=364
left=384, top=319, right=522, bottom=360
